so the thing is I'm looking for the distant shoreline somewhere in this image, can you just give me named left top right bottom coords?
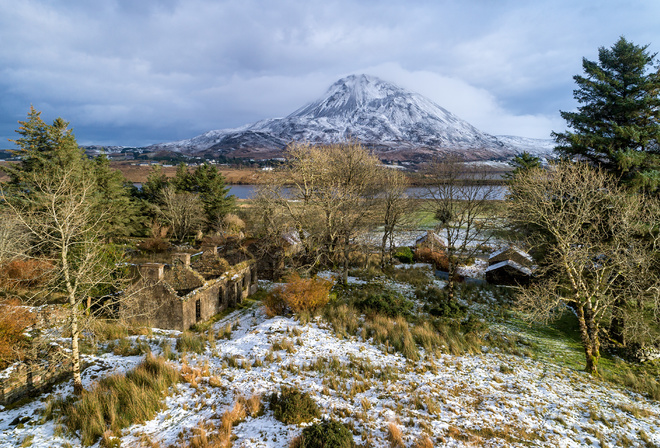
left=0, top=160, right=511, bottom=186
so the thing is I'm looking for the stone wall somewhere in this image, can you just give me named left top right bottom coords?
left=0, top=349, right=71, bottom=406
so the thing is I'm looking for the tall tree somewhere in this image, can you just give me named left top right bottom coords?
left=93, top=154, right=142, bottom=240
left=553, top=37, right=660, bottom=192
left=255, top=142, right=383, bottom=284
left=168, top=162, right=235, bottom=230
left=378, top=168, right=413, bottom=268
left=423, top=154, right=498, bottom=302
left=1, top=110, right=124, bottom=393
left=4, top=106, right=86, bottom=186
left=508, top=161, right=660, bottom=375
left=187, top=163, right=236, bottom=229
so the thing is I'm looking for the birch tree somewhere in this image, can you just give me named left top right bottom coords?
left=1, top=109, right=124, bottom=393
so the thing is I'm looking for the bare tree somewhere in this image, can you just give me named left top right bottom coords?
left=507, top=161, right=660, bottom=374
left=423, top=155, right=499, bottom=301
left=378, top=168, right=413, bottom=268
left=156, top=185, right=205, bottom=242
left=254, top=142, right=383, bottom=284
left=0, top=211, right=30, bottom=265
left=1, top=168, right=122, bottom=393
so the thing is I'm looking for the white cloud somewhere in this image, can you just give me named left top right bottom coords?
left=0, top=0, right=657, bottom=145
left=357, top=63, right=563, bottom=139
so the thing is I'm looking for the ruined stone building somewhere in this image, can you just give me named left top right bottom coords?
left=123, top=248, right=257, bottom=331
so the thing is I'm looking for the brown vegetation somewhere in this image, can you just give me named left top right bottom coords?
left=264, top=273, right=333, bottom=316
left=1, top=258, right=54, bottom=289
left=0, top=299, right=36, bottom=368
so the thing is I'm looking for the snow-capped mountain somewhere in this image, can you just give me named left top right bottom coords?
left=148, top=75, right=553, bottom=161
left=495, top=135, right=556, bottom=159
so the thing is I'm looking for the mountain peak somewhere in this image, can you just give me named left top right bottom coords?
left=288, top=74, right=408, bottom=119
left=148, top=75, right=552, bottom=161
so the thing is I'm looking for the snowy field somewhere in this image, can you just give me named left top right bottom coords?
left=1, top=275, right=659, bottom=447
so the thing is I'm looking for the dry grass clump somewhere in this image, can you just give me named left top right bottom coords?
left=239, top=393, right=263, bottom=417
left=323, top=303, right=360, bottom=338
left=386, top=422, right=404, bottom=448
left=181, top=398, right=247, bottom=448
left=411, top=322, right=442, bottom=352
left=177, top=331, right=206, bottom=354
left=365, top=316, right=419, bottom=361
left=264, top=273, right=333, bottom=316
left=90, top=319, right=130, bottom=341
left=411, top=435, right=434, bottom=448
left=61, top=354, right=179, bottom=446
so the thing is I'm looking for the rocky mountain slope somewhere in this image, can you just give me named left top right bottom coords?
left=148, top=75, right=554, bottom=161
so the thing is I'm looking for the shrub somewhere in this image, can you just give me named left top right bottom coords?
left=265, top=273, right=333, bottom=316
left=61, top=354, right=179, bottom=446
left=295, top=419, right=355, bottom=448
left=268, top=386, right=320, bottom=424
left=355, top=289, right=413, bottom=318
left=137, top=237, right=171, bottom=253
left=387, top=422, right=404, bottom=448
left=0, top=299, right=35, bottom=369
left=221, top=213, right=246, bottom=235
left=2, top=258, right=54, bottom=289
left=393, top=247, right=414, bottom=264
left=416, top=287, right=467, bottom=319
left=414, top=247, right=449, bottom=271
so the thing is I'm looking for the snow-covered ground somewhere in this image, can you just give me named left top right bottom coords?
left=1, top=276, right=659, bottom=447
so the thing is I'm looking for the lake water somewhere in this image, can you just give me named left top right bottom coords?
left=228, top=185, right=508, bottom=200
left=134, top=184, right=508, bottom=200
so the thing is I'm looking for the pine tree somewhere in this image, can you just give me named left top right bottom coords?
left=190, top=163, right=235, bottom=228
left=504, top=152, right=542, bottom=180
left=93, top=154, right=142, bottom=239
left=4, top=106, right=87, bottom=186
left=553, top=37, right=660, bottom=192
left=172, top=162, right=235, bottom=230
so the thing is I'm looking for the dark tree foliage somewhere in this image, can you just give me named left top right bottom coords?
left=553, top=37, right=660, bottom=193
left=184, top=163, right=236, bottom=227
left=298, top=420, right=355, bottom=448
left=93, top=154, right=142, bottom=239
left=142, top=162, right=235, bottom=231
left=4, top=106, right=86, bottom=186
left=3, top=107, right=139, bottom=240
left=504, top=151, right=542, bottom=180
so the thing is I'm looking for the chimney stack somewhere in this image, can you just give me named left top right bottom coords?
left=172, top=253, right=191, bottom=269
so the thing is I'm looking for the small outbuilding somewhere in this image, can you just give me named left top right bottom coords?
left=415, top=231, right=448, bottom=251
left=488, top=246, right=533, bottom=268
left=485, top=260, right=532, bottom=286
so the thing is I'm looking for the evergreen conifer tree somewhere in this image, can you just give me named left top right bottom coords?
left=553, top=37, right=660, bottom=192
left=504, top=152, right=542, bottom=180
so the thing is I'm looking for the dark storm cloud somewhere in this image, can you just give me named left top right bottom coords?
left=1, top=0, right=659, bottom=146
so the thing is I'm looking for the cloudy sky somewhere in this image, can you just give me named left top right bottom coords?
left=1, top=0, right=659, bottom=147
